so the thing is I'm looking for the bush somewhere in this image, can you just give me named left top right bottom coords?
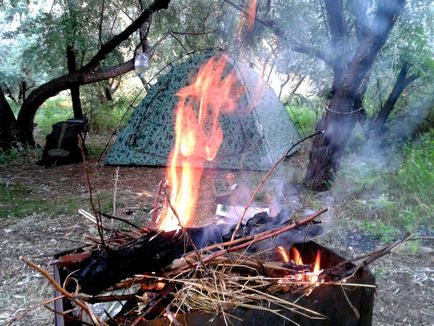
left=285, top=104, right=319, bottom=135
left=87, top=97, right=132, bottom=134
left=0, top=148, right=18, bottom=165
left=387, top=131, right=434, bottom=230
left=34, top=97, right=73, bottom=137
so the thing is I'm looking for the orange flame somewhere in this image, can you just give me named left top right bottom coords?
left=279, top=246, right=322, bottom=289
left=277, top=246, right=289, bottom=263
left=158, top=56, right=244, bottom=231
left=310, top=251, right=321, bottom=284
left=290, top=247, right=303, bottom=265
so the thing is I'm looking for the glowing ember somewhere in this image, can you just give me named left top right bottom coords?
left=278, top=246, right=323, bottom=290
left=158, top=56, right=244, bottom=231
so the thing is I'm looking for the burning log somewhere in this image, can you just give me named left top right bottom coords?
left=73, top=210, right=324, bottom=295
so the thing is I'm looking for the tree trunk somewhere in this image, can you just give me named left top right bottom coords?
left=67, top=45, right=84, bottom=119
left=303, top=0, right=405, bottom=191
left=304, top=87, right=361, bottom=191
left=19, top=81, right=27, bottom=103
left=372, top=63, right=418, bottom=133
left=0, top=87, right=18, bottom=150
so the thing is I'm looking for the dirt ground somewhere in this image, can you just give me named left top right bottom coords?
left=0, top=149, right=433, bottom=325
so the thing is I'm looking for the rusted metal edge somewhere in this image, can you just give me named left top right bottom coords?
left=53, top=264, right=65, bottom=326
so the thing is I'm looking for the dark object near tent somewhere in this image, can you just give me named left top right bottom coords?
left=107, top=52, right=299, bottom=171
left=38, top=118, right=88, bottom=166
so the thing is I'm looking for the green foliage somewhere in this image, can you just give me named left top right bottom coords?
left=78, top=83, right=135, bottom=134
left=336, top=130, right=434, bottom=239
left=406, top=240, right=421, bottom=255
left=394, top=132, right=434, bottom=203
left=0, top=148, right=18, bottom=164
left=87, top=99, right=132, bottom=134
left=285, top=104, right=319, bottom=135
left=364, top=0, right=434, bottom=121
left=361, top=220, right=398, bottom=243
left=34, top=97, right=73, bottom=136
left=29, top=92, right=133, bottom=140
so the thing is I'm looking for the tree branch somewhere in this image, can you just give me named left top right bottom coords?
left=373, top=62, right=418, bottom=130
left=98, top=0, right=106, bottom=49
left=16, top=0, right=171, bottom=144
left=348, top=0, right=406, bottom=87
left=323, top=0, right=349, bottom=48
left=85, top=0, right=170, bottom=70
left=224, top=0, right=333, bottom=67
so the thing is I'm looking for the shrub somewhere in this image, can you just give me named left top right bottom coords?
left=285, top=104, right=319, bottom=135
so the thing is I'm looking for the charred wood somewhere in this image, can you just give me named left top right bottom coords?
left=75, top=212, right=323, bottom=295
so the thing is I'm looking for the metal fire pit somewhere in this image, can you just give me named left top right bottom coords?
left=53, top=242, right=375, bottom=326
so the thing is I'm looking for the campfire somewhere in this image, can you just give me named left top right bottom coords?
left=21, top=53, right=413, bottom=325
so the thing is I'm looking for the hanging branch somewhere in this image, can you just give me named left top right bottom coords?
left=230, top=130, right=324, bottom=241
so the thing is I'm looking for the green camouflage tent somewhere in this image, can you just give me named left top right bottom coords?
left=107, top=52, right=299, bottom=171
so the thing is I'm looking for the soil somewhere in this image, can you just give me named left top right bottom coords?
left=0, top=147, right=433, bottom=325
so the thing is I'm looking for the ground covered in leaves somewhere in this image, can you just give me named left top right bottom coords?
left=0, top=146, right=433, bottom=325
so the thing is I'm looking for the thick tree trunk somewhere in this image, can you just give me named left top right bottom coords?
left=0, top=87, right=18, bottom=150
left=303, top=0, right=405, bottom=191
left=67, top=45, right=83, bottom=119
left=304, top=88, right=361, bottom=191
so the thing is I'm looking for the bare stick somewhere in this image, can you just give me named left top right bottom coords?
left=7, top=295, right=64, bottom=325
left=20, top=257, right=105, bottom=325
left=79, top=137, right=106, bottom=248
left=112, top=166, right=120, bottom=216
left=100, top=212, right=143, bottom=231
left=324, top=233, right=413, bottom=279
left=231, top=131, right=324, bottom=241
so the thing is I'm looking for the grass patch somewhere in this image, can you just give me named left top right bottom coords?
left=0, top=181, right=80, bottom=218
left=0, top=148, right=19, bottom=165
left=0, top=147, right=41, bottom=166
